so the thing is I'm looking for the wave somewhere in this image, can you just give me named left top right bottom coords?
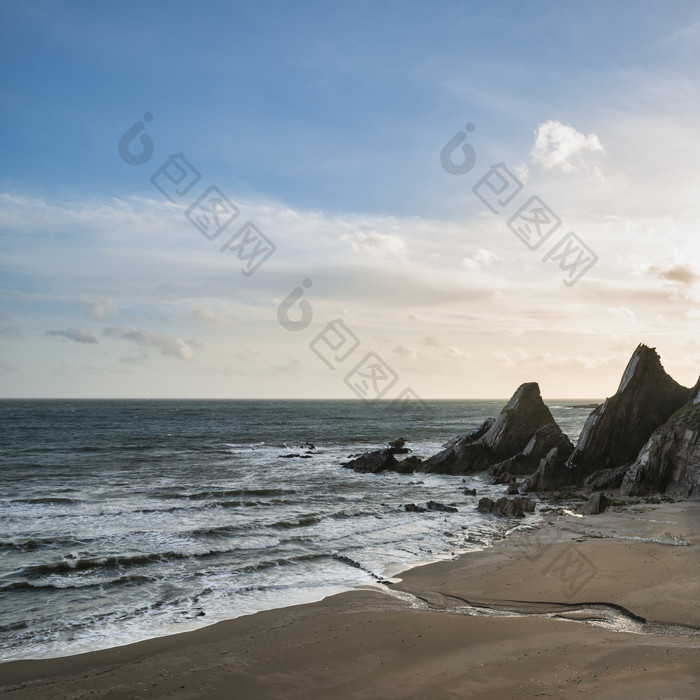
left=271, top=515, right=321, bottom=529
left=164, top=488, right=297, bottom=500
left=9, top=550, right=331, bottom=591
left=9, top=497, right=81, bottom=505
left=0, top=573, right=157, bottom=593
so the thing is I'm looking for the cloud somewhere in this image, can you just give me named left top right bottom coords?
left=75, top=297, right=118, bottom=320
left=46, top=328, right=98, bottom=344
left=461, top=248, right=502, bottom=271
left=648, top=263, right=698, bottom=286
left=392, top=343, right=418, bottom=360
left=340, top=231, right=407, bottom=260
left=531, top=120, right=604, bottom=172
left=103, top=326, right=194, bottom=360
left=188, top=308, right=234, bottom=327
left=608, top=306, right=637, bottom=324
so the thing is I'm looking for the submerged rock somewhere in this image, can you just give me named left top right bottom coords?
left=423, top=383, right=560, bottom=475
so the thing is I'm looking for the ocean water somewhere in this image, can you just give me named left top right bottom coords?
left=0, top=398, right=596, bottom=662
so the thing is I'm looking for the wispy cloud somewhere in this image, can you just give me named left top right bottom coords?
left=46, top=328, right=98, bottom=344
left=103, top=326, right=195, bottom=360
left=648, top=263, right=698, bottom=286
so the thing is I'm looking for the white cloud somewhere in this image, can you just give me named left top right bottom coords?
left=531, top=120, right=604, bottom=172
left=103, top=326, right=194, bottom=360
left=461, top=248, right=502, bottom=271
left=46, top=328, right=98, bottom=344
left=189, top=308, right=235, bottom=327
left=340, top=231, right=407, bottom=260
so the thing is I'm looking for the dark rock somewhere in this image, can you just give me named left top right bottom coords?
left=492, top=471, right=515, bottom=485
left=621, top=381, right=700, bottom=498
left=578, top=492, right=609, bottom=515
left=477, top=495, right=536, bottom=518
left=522, top=447, right=578, bottom=492
left=426, top=501, right=458, bottom=513
left=403, top=503, right=427, bottom=513
left=489, top=423, right=574, bottom=479
left=342, top=448, right=399, bottom=474
left=506, top=482, right=520, bottom=495
left=584, top=465, right=628, bottom=491
left=442, top=418, right=495, bottom=450
left=423, top=383, right=560, bottom=475
left=463, top=488, right=477, bottom=496
left=396, top=455, right=423, bottom=473
left=567, top=344, right=692, bottom=477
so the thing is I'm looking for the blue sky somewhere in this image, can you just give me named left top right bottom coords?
left=1, top=0, right=699, bottom=398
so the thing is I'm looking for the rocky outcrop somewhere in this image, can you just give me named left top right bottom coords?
left=489, top=423, right=574, bottom=480
left=620, top=379, right=700, bottom=498
left=578, top=492, right=609, bottom=515
left=584, top=465, right=628, bottom=491
left=522, top=446, right=578, bottom=492
left=567, top=345, right=691, bottom=477
left=422, top=383, right=560, bottom=475
left=477, top=496, right=536, bottom=518
left=342, top=449, right=421, bottom=474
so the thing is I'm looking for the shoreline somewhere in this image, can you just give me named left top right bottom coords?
left=1, top=499, right=698, bottom=698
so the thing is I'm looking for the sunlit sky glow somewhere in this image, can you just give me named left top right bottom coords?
left=1, top=0, right=699, bottom=399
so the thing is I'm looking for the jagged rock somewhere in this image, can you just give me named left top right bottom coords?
left=342, top=449, right=399, bottom=473
left=463, top=487, right=477, bottom=496
left=342, top=449, right=422, bottom=474
left=578, top=492, right=609, bottom=515
left=584, top=465, right=628, bottom=491
left=567, top=345, right=692, bottom=477
left=477, top=496, right=536, bottom=518
left=396, top=455, right=423, bottom=473
left=423, top=383, right=559, bottom=475
left=506, top=482, right=520, bottom=495
left=522, top=447, right=577, bottom=492
left=442, top=418, right=495, bottom=450
left=621, top=380, right=700, bottom=498
left=489, top=423, right=574, bottom=479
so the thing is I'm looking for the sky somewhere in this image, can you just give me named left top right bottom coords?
left=1, top=0, right=699, bottom=399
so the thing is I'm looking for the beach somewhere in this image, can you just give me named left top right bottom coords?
left=1, top=499, right=698, bottom=699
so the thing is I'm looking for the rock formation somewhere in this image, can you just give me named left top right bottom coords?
left=620, top=377, right=700, bottom=498
left=525, top=344, right=694, bottom=492
left=567, top=344, right=691, bottom=476
left=422, top=383, right=566, bottom=475
left=489, top=422, right=574, bottom=480
left=342, top=344, right=699, bottom=500
left=477, top=495, right=536, bottom=518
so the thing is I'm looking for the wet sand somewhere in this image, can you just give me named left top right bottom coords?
left=1, top=500, right=698, bottom=699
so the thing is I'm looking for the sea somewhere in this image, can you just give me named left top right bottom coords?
left=0, top=398, right=596, bottom=662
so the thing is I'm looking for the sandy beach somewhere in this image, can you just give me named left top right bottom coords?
left=1, top=499, right=698, bottom=699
